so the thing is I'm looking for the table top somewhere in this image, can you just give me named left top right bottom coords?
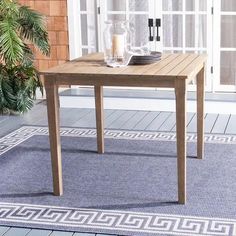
left=42, top=53, right=207, bottom=79
left=41, top=53, right=207, bottom=88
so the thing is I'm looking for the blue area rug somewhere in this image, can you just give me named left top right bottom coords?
left=0, top=126, right=236, bottom=236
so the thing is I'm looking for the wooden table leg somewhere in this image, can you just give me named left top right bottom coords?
left=45, top=80, right=63, bottom=196
left=95, top=86, right=104, bottom=154
left=197, top=66, right=205, bottom=159
left=175, top=79, right=187, bottom=204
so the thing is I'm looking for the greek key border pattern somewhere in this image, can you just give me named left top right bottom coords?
left=1, top=126, right=236, bottom=156
left=0, top=202, right=236, bottom=236
left=1, top=126, right=236, bottom=235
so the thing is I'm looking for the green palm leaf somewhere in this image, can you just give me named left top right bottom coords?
left=0, top=19, right=24, bottom=64
left=18, top=6, right=50, bottom=56
left=0, top=73, right=16, bottom=114
left=0, top=0, right=49, bottom=113
left=15, top=89, right=34, bottom=113
left=22, top=43, right=34, bottom=65
left=0, top=0, right=19, bottom=18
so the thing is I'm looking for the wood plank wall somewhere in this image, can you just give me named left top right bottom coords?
left=18, top=0, right=69, bottom=71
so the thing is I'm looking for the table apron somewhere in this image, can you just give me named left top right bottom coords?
left=43, top=75, right=190, bottom=88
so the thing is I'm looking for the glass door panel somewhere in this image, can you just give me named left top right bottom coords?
left=186, top=0, right=194, bottom=11
left=129, top=14, right=150, bottom=48
left=160, top=0, right=211, bottom=90
left=163, top=0, right=183, bottom=11
left=161, top=0, right=209, bottom=53
left=163, top=14, right=183, bottom=48
left=185, top=15, right=195, bottom=47
left=79, top=0, right=98, bottom=55
left=220, top=14, right=236, bottom=87
left=221, top=0, right=236, bottom=11
left=99, top=0, right=156, bottom=51
left=107, top=0, right=126, bottom=11
left=129, top=0, right=151, bottom=49
left=213, top=0, right=236, bottom=91
left=129, top=0, right=149, bottom=11
left=220, top=51, right=236, bottom=85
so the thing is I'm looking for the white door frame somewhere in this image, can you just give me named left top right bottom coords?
left=67, top=0, right=99, bottom=59
left=67, top=0, right=81, bottom=60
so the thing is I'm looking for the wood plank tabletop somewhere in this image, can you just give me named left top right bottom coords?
left=42, top=53, right=207, bottom=79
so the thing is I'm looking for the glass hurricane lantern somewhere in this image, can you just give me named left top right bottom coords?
left=103, top=20, right=130, bottom=66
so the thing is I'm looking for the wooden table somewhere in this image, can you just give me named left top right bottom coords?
left=41, top=53, right=207, bottom=204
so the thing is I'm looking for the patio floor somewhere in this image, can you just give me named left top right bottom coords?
left=1, top=100, right=236, bottom=138
left=0, top=100, right=235, bottom=236
left=0, top=226, right=109, bottom=236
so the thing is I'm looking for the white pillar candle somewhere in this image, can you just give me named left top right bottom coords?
left=112, top=34, right=125, bottom=58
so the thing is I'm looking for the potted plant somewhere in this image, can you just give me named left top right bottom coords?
left=0, top=0, right=50, bottom=114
